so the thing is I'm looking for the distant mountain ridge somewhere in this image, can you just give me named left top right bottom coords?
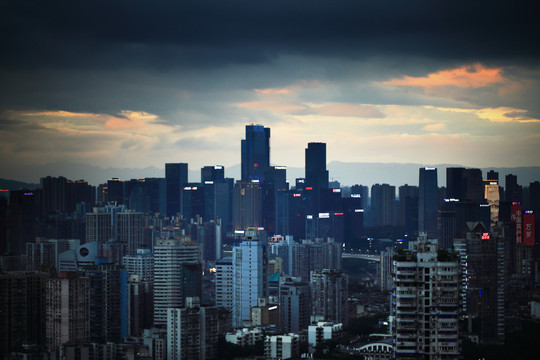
left=3, top=161, right=540, bottom=189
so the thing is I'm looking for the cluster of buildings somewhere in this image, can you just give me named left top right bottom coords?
left=0, top=124, right=539, bottom=359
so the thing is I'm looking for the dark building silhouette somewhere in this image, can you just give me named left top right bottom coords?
left=166, top=163, right=188, bottom=217
left=241, top=125, right=270, bottom=182
left=370, top=184, right=395, bottom=227
left=181, top=183, right=205, bottom=222
left=201, top=165, right=225, bottom=183
left=305, top=142, right=329, bottom=214
left=446, top=167, right=466, bottom=200
left=505, top=174, right=522, bottom=203
left=107, top=178, right=123, bottom=205
left=398, top=184, right=418, bottom=234
left=418, top=167, right=439, bottom=238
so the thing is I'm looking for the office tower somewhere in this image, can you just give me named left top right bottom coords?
left=167, top=297, right=219, bottom=360
left=446, top=167, right=466, bottom=200
left=370, top=183, right=396, bottom=226
left=201, top=165, right=225, bottom=183
left=107, top=178, right=124, bottom=204
left=392, top=234, right=460, bottom=358
left=306, top=211, right=345, bottom=243
left=343, top=195, right=364, bottom=246
left=379, top=247, right=395, bottom=291
left=181, top=183, right=205, bottom=222
left=305, top=142, right=329, bottom=192
left=241, top=124, right=270, bottom=182
left=233, top=180, right=263, bottom=230
left=232, top=231, right=269, bottom=327
left=127, top=274, right=153, bottom=336
left=350, top=184, right=369, bottom=208
left=203, top=178, right=233, bottom=233
left=45, top=273, right=90, bottom=350
left=153, top=236, right=202, bottom=326
left=454, top=222, right=506, bottom=344
left=464, top=168, right=484, bottom=201
left=166, top=163, right=188, bottom=217
left=0, top=272, right=47, bottom=358
left=485, top=179, right=500, bottom=228
left=264, top=333, right=300, bottom=360
left=41, top=176, right=95, bottom=215
left=215, top=258, right=234, bottom=310
left=505, top=174, right=522, bottom=203
left=263, top=166, right=288, bottom=235
left=80, top=263, right=128, bottom=343
left=310, top=269, right=348, bottom=325
left=398, top=184, right=418, bottom=234
left=127, top=177, right=164, bottom=214
left=418, top=167, right=439, bottom=237
left=305, top=142, right=329, bottom=214
left=275, top=188, right=290, bottom=236
left=280, top=277, right=311, bottom=333
left=530, top=181, right=540, bottom=213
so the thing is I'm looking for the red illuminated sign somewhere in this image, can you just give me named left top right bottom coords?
left=334, top=212, right=343, bottom=216
left=523, top=213, right=535, bottom=246
left=511, top=204, right=523, bottom=243
left=305, top=187, right=313, bottom=190
left=293, top=193, right=301, bottom=197
left=481, top=233, right=490, bottom=240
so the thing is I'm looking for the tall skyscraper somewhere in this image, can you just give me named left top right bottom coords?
left=398, top=184, right=418, bottom=234
left=241, top=125, right=270, bottom=182
left=305, top=142, right=329, bottom=214
left=153, top=236, right=202, bottom=326
left=280, top=277, right=311, bottom=333
left=166, top=163, right=188, bottom=217
left=232, top=231, right=269, bottom=327
left=418, top=167, right=438, bottom=238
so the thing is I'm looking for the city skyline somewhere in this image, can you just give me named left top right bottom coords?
left=1, top=1, right=540, bottom=178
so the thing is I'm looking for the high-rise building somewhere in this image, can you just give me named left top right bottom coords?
left=398, top=185, right=418, bottom=234
left=153, top=236, right=202, bottom=326
left=233, top=180, right=263, bottom=230
left=215, top=258, right=234, bottom=310
left=123, top=248, right=154, bottom=282
left=117, top=211, right=147, bottom=256
left=279, top=277, right=311, bottom=333
left=80, top=263, right=128, bottom=343
left=454, top=222, right=506, bottom=344
left=167, top=297, right=219, bottom=360
left=26, top=238, right=80, bottom=271
left=305, top=142, right=329, bottom=214
left=310, top=269, right=348, bottom=325
left=181, top=183, right=205, bottom=222
left=370, top=184, right=396, bottom=227
left=392, top=234, right=460, bottom=358
left=232, top=231, right=269, bottom=327
left=127, top=274, right=153, bottom=336
left=0, top=272, right=47, bottom=358
left=504, top=174, right=522, bottom=203
left=166, top=163, right=188, bottom=217
left=241, top=125, right=270, bottom=182
left=418, top=167, right=438, bottom=238
left=379, top=247, right=395, bottom=291
left=201, top=165, right=225, bottom=183
left=45, top=272, right=90, bottom=350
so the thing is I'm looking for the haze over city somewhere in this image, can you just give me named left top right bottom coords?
left=1, top=0, right=540, bottom=182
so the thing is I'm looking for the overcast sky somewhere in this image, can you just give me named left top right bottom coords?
left=1, top=0, right=539, bottom=180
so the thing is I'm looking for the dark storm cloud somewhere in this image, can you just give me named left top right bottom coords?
left=2, top=0, right=539, bottom=72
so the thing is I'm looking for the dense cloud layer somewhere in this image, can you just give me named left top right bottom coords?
left=1, top=0, right=539, bottom=179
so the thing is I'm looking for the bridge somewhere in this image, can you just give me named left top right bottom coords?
left=342, top=253, right=380, bottom=262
